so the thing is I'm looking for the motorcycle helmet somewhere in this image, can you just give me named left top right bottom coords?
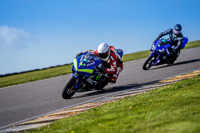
left=173, top=24, right=182, bottom=35
left=97, top=42, right=110, bottom=62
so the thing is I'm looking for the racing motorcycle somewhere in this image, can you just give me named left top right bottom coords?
left=62, top=49, right=123, bottom=99
left=143, top=37, right=188, bottom=70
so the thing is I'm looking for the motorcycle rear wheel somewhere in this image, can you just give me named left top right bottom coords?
left=166, top=59, right=175, bottom=65
left=62, top=77, right=77, bottom=99
left=143, top=55, right=154, bottom=70
left=167, top=51, right=180, bottom=65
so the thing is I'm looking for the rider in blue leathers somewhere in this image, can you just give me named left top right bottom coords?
left=153, top=24, right=185, bottom=63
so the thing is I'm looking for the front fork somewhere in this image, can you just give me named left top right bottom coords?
left=150, top=52, right=158, bottom=65
left=72, top=73, right=83, bottom=89
left=72, top=73, right=99, bottom=89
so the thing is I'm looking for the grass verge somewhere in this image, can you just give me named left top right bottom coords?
left=0, top=65, right=72, bottom=88
left=27, top=76, right=200, bottom=133
left=0, top=40, right=200, bottom=88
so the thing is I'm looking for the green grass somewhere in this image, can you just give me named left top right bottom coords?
left=122, top=50, right=151, bottom=62
left=122, top=39, right=200, bottom=62
left=0, top=40, right=200, bottom=88
left=185, top=40, right=200, bottom=49
left=0, top=65, right=72, bottom=88
left=27, top=76, right=200, bottom=133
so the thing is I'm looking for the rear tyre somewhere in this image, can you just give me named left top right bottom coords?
left=96, top=81, right=108, bottom=90
left=167, top=51, right=180, bottom=65
left=62, top=77, right=77, bottom=99
left=143, top=55, right=154, bottom=70
left=167, top=59, right=175, bottom=65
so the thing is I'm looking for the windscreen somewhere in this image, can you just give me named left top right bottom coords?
left=83, top=51, right=99, bottom=63
left=158, top=39, right=169, bottom=47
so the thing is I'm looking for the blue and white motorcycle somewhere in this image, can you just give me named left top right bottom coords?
left=143, top=37, right=188, bottom=70
left=62, top=49, right=123, bottom=99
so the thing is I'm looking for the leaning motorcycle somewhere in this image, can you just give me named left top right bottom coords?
left=143, top=37, right=188, bottom=70
left=62, top=49, right=123, bottom=99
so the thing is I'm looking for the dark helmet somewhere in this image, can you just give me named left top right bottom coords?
left=173, top=24, right=182, bottom=35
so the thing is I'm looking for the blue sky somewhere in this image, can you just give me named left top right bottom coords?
left=0, top=0, right=200, bottom=75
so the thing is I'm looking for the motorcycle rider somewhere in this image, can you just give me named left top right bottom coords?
left=94, top=42, right=123, bottom=84
left=153, top=24, right=185, bottom=63
left=76, top=42, right=123, bottom=84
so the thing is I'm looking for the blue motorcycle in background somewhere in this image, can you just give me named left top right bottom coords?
left=143, top=37, right=188, bottom=70
left=62, top=51, right=108, bottom=99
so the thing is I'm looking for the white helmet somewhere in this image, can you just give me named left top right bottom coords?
left=97, top=42, right=110, bottom=61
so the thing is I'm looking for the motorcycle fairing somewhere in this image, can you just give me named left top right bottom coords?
left=73, top=58, right=94, bottom=74
left=181, top=37, right=188, bottom=49
left=71, top=51, right=103, bottom=89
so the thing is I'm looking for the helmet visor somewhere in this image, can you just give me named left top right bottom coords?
left=98, top=50, right=109, bottom=59
left=174, top=29, right=180, bottom=34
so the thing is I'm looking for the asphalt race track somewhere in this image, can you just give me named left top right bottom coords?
left=0, top=47, right=200, bottom=129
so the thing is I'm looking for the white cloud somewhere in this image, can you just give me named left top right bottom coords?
left=0, top=25, right=32, bottom=48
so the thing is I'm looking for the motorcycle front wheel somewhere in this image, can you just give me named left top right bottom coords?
left=62, top=77, right=77, bottom=99
left=143, top=55, right=154, bottom=70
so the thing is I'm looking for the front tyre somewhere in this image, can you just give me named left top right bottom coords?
left=62, top=77, right=77, bottom=99
left=143, top=55, right=154, bottom=70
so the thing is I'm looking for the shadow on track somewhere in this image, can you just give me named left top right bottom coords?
left=67, top=59, right=200, bottom=99
left=73, top=80, right=160, bottom=99
left=150, top=58, right=200, bottom=70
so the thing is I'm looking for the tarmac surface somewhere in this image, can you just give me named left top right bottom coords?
left=0, top=47, right=200, bottom=132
